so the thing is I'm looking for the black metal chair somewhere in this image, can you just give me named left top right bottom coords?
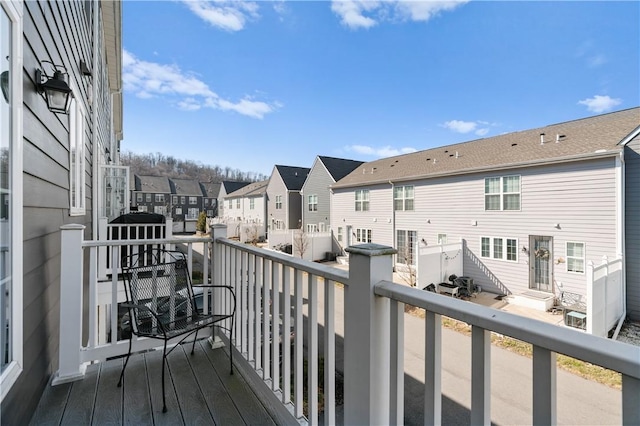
left=117, top=249, right=236, bottom=413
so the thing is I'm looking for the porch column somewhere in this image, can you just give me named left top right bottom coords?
left=209, top=224, right=227, bottom=349
left=344, top=243, right=396, bottom=425
left=53, top=224, right=87, bottom=385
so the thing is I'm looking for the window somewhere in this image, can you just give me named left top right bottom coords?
left=236, top=199, right=240, bottom=208
left=136, top=193, right=143, bottom=202
left=275, top=195, right=282, bottom=209
left=394, top=186, right=414, bottom=211
left=207, top=210, right=214, bottom=217
left=485, top=175, right=520, bottom=211
left=228, top=200, right=232, bottom=209
left=189, top=196, right=197, bottom=205
left=397, top=230, right=417, bottom=264
left=154, top=206, right=166, bottom=216
left=337, top=227, right=343, bottom=242
left=356, top=228, right=372, bottom=243
left=172, top=195, right=178, bottom=204
left=155, top=194, right=164, bottom=203
left=272, top=219, right=285, bottom=230
left=138, top=205, right=148, bottom=212
left=187, top=208, right=199, bottom=220
left=480, top=237, right=518, bottom=262
left=69, top=99, right=86, bottom=215
left=307, top=224, right=318, bottom=233
left=146, top=193, right=151, bottom=202
left=355, top=190, right=369, bottom=211
left=567, top=242, right=585, bottom=273
left=1, top=2, right=25, bottom=397
left=181, top=196, right=185, bottom=204
left=175, top=207, right=182, bottom=215
left=319, top=222, right=326, bottom=232
left=437, top=233, right=447, bottom=245
left=204, top=199, right=208, bottom=206
left=250, top=198, right=255, bottom=209
left=308, top=194, right=318, bottom=211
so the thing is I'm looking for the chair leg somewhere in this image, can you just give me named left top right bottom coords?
left=230, top=317, right=234, bottom=375
left=117, top=335, right=133, bottom=388
left=161, top=340, right=168, bottom=413
left=191, top=329, right=199, bottom=355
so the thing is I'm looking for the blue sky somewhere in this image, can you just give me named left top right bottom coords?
left=122, top=1, right=640, bottom=177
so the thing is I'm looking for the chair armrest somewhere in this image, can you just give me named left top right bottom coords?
left=192, top=285, right=237, bottom=316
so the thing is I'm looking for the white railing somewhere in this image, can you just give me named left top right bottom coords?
left=55, top=223, right=640, bottom=425
left=54, top=224, right=215, bottom=384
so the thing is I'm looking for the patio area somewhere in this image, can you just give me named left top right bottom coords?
left=30, top=340, right=279, bottom=425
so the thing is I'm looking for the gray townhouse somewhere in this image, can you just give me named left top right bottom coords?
left=170, top=177, right=204, bottom=222
left=130, top=175, right=172, bottom=215
left=199, top=181, right=221, bottom=217
left=1, top=1, right=123, bottom=423
left=217, top=180, right=251, bottom=220
left=266, top=165, right=310, bottom=232
left=331, top=108, right=640, bottom=329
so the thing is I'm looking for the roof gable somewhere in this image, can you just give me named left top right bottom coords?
left=274, top=165, right=310, bottom=191
left=319, top=156, right=364, bottom=182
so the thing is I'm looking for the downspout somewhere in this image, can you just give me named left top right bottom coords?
left=389, top=180, right=396, bottom=261
left=612, top=150, right=626, bottom=340
left=91, top=0, right=99, bottom=238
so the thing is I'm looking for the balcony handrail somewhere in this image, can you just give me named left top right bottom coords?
left=215, top=237, right=349, bottom=284
left=82, top=236, right=211, bottom=248
left=375, top=280, right=640, bottom=379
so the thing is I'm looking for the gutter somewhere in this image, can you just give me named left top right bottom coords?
left=389, top=180, right=395, bottom=261
left=612, top=149, right=626, bottom=340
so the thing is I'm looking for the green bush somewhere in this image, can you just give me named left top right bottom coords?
left=196, top=211, right=207, bottom=233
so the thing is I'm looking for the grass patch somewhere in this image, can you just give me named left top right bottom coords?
left=405, top=305, right=622, bottom=389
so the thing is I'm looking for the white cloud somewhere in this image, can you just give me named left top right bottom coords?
left=346, top=144, right=417, bottom=157
left=442, top=119, right=492, bottom=136
left=331, top=0, right=467, bottom=29
left=587, top=54, right=606, bottom=68
left=183, top=0, right=259, bottom=32
left=578, top=95, right=622, bottom=113
left=123, top=50, right=279, bottom=119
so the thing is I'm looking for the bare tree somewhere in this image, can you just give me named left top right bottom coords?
left=396, top=242, right=417, bottom=287
left=245, top=224, right=259, bottom=245
left=293, top=228, right=310, bottom=259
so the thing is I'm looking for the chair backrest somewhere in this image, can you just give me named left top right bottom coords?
left=123, top=249, right=197, bottom=335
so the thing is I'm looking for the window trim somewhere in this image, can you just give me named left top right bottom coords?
left=308, top=194, right=318, bottom=211
left=249, top=198, right=255, bottom=209
left=1, top=0, right=24, bottom=401
left=355, top=189, right=370, bottom=212
left=355, top=228, right=372, bottom=243
left=484, top=175, right=521, bottom=211
left=480, top=236, right=518, bottom=262
left=566, top=241, right=586, bottom=274
left=275, top=195, right=282, bottom=209
left=396, top=229, right=417, bottom=265
left=394, top=185, right=414, bottom=211
left=69, top=98, right=86, bottom=216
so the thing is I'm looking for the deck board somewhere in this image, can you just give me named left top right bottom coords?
left=30, top=341, right=277, bottom=426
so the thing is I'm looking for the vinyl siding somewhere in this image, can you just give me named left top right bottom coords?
left=302, top=159, right=332, bottom=231
left=267, top=171, right=288, bottom=230
left=333, top=158, right=619, bottom=298
left=625, top=136, right=640, bottom=320
left=2, top=2, right=114, bottom=424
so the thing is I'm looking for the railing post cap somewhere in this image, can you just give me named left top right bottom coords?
left=211, top=224, right=227, bottom=229
left=345, top=243, right=397, bottom=257
left=60, top=224, right=86, bottom=231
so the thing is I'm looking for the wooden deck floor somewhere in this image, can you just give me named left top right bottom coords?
left=30, top=340, right=278, bottom=425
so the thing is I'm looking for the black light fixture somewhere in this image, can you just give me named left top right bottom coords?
left=35, top=62, right=72, bottom=114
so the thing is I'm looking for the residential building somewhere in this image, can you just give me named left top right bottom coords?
left=224, top=179, right=269, bottom=241
left=266, top=165, right=310, bottom=233
left=0, top=1, right=123, bottom=423
left=130, top=175, right=171, bottom=215
left=199, top=181, right=221, bottom=217
left=170, top=177, right=203, bottom=222
left=301, top=156, right=363, bottom=251
left=217, top=180, right=251, bottom=220
left=331, top=108, right=640, bottom=326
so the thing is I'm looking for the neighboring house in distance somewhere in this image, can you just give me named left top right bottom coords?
left=332, top=108, right=640, bottom=329
left=301, top=156, right=363, bottom=245
left=131, top=175, right=171, bottom=215
left=1, top=1, right=123, bottom=424
left=170, top=177, right=203, bottom=222
left=224, top=180, right=269, bottom=241
left=267, top=165, right=310, bottom=233
left=200, top=181, right=221, bottom=217
left=217, top=180, right=251, bottom=221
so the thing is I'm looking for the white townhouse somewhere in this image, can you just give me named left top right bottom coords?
left=331, top=108, right=640, bottom=333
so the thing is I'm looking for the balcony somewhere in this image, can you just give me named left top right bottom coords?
left=34, top=223, right=640, bottom=425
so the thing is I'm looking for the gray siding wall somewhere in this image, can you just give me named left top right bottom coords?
left=2, top=2, right=113, bottom=425
left=332, top=158, right=619, bottom=298
left=267, top=172, right=288, bottom=230
left=302, top=160, right=332, bottom=231
left=625, top=136, right=640, bottom=320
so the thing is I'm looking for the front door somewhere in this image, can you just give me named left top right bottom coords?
left=529, top=236, right=552, bottom=292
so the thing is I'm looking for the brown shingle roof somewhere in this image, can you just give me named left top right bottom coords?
left=333, top=108, right=640, bottom=188
left=227, top=180, right=268, bottom=198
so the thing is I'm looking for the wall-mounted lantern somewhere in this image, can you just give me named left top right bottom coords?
left=35, top=62, right=72, bottom=114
